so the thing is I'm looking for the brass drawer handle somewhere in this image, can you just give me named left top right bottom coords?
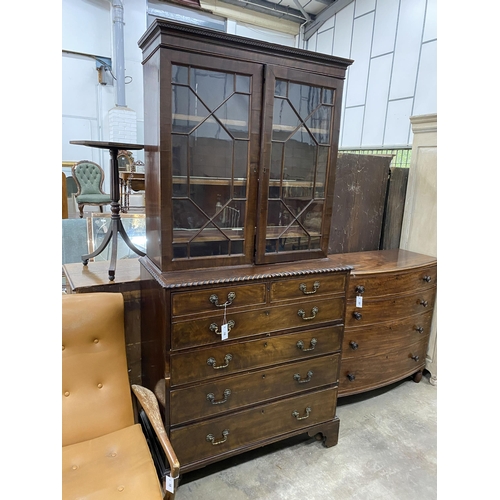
left=294, top=370, right=313, bottom=384
left=207, top=389, right=231, bottom=405
left=411, top=354, right=420, bottom=362
left=423, top=275, right=432, bottom=283
left=415, top=326, right=424, bottom=333
left=419, top=300, right=428, bottom=307
left=296, top=338, right=317, bottom=351
left=353, top=311, right=362, bottom=320
left=206, top=429, right=229, bottom=445
left=349, top=341, right=359, bottom=350
left=299, top=281, right=320, bottom=295
left=209, top=320, right=235, bottom=335
left=207, top=354, right=233, bottom=370
left=209, top=292, right=236, bottom=308
left=347, top=372, right=355, bottom=382
left=355, top=285, right=365, bottom=295
left=292, top=407, right=311, bottom=420
left=298, top=306, right=318, bottom=321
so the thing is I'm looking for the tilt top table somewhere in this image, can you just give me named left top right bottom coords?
left=70, top=140, right=146, bottom=281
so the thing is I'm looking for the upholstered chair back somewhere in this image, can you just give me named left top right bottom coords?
left=72, top=161, right=106, bottom=197
left=62, top=293, right=134, bottom=447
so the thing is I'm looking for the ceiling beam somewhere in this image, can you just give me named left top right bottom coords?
left=303, top=0, right=351, bottom=40
left=220, top=0, right=312, bottom=23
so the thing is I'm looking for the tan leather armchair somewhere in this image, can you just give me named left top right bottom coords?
left=62, top=292, right=179, bottom=499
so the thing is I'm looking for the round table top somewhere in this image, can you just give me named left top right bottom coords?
left=70, top=140, right=144, bottom=150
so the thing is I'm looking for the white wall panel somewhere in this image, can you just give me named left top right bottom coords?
left=235, top=23, right=296, bottom=46
left=62, top=0, right=111, bottom=56
left=332, top=2, right=355, bottom=58
left=384, top=98, right=413, bottom=145
left=413, top=41, right=437, bottom=116
left=362, top=53, right=393, bottom=146
left=372, top=0, right=399, bottom=57
left=423, top=0, right=437, bottom=42
left=317, top=28, right=334, bottom=54
left=341, top=106, right=364, bottom=147
left=346, top=12, right=374, bottom=107
left=355, top=0, right=376, bottom=18
left=389, top=0, right=426, bottom=100
left=307, top=32, right=318, bottom=51
left=318, top=15, right=335, bottom=33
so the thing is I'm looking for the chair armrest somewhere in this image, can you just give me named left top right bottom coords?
left=131, top=384, right=180, bottom=479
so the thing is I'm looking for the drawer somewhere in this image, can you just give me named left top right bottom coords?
left=349, top=264, right=437, bottom=299
left=170, top=387, right=338, bottom=466
left=170, top=354, right=340, bottom=425
left=338, top=337, right=429, bottom=396
left=172, top=296, right=345, bottom=349
left=345, top=288, right=436, bottom=328
left=342, top=310, right=434, bottom=360
left=170, top=325, right=343, bottom=386
left=171, top=283, right=266, bottom=317
left=270, top=273, right=347, bottom=303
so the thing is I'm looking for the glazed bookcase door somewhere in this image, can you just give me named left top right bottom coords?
left=256, top=65, right=343, bottom=265
left=167, top=53, right=262, bottom=270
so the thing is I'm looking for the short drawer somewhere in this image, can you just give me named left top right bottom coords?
left=170, top=325, right=343, bottom=386
left=171, top=283, right=266, bottom=317
left=172, top=296, right=345, bottom=349
left=170, top=354, right=340, bottom=425
left=338, top=337, right=429, bottom=396
left=270, top=273, right=347, bottom=303
left=348, top=264, right=437, bottom=299
left=170, top=387, right=338, bottom=466
left=345, top=288, right=436, bottom=328
left=342, top=310, right=434, bottom=360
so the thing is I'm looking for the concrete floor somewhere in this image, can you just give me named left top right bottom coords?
left=174, top=374, right=437, bottom=500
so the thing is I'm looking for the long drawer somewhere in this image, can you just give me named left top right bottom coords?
left=171, top=283, right=267, bottom=317
left=170, top=387, right=338, bottom=465
left=338, top=337, right=429, bottom=395
left=170, top=354, right=340, bottom=425
left=348, top=265, right=437, bottom=298
left=342, top=310, right=434, bottom=360
left=345, top=288, right=436, bottom=328
left=172, top=296, right=345, bottom=349
left=170, top=325, right=343, bottom=386
left=270, top=274, right=347, bottom=302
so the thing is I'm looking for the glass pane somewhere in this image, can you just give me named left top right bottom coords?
left=275, top=79, right=287, bottom=97
left=284, top=128, right=316, bottom=198
left=272, top=98, right=300, bottom=142
left=266, top=200, right=294, bottom=236
left=322, top=88, right=334, bottom=104
left=190, top=68, right=234, bottom=111
left=306, top=105, right=332, bottom=144
left=315, top=147, right=329, bottom=198
left=172, top=135, right=188, bottom=196
left=172, top=65, right=188, bottom=84
left=277, top=225, right=309, bottom=252
left=309, top=236, right=321, bottom=249
left=234, top=140, right=248, bottom=189
left=236, top=75, right=250, bottom=93
left=173, top=199, right=207, bottom=230
left=288, top=83, right=321, bottom=121
left=172, top=85, right=209, bottom=134
left=270, top=142, right=283, bottom=182
left=215, top=94, right=249, bottom=139
left=299, top=202, right=324, bottom=235
left=189, top=119, right=233, bottom=180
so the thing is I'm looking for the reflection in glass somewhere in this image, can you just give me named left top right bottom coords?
left=272, top=98, right=300, bottom=142
left=190, top=68, right=234, bottom=111
left=172, top=86, right=209, bottom=134
left=215, top=94, right=250, bottom=139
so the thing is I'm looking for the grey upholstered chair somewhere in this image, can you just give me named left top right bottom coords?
left=71, top=160, right=112, bottom=218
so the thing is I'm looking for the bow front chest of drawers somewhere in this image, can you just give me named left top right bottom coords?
left=330, top=249, right=437, bottom=397
left=140, top=258, right=351, bottom=473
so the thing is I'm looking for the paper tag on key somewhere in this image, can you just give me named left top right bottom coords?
left=165, top=475, right=175, bottom=493
left=221, top=322, right=229, bottom=340
left=356, top=295, right=363, bottom=308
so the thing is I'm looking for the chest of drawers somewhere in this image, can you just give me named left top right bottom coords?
left=140, top=257, right=351, bottom=473
left=329, top=249, right=437, bottom=397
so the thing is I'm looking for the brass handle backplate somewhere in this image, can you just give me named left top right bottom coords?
left=209, top=320, right=235, bottom=335
left=209, top=292, right=236, bottom=308
left=296, top=338, right=317, bottom=352
left=299, top=281, right=320, bottom=295
left=298, top=306, right=319, bottom=321
left=292, top=407, right=312, bottom=420
left=206, top=429, right=229, bottom=445
left=207, top=389, right=231, bottom=405
left=207, top=354, right=233, bottom=370
left=293, top=370, right=313, bottom=384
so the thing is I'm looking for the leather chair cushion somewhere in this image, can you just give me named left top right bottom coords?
left=62, top=423, right=163, bottom=499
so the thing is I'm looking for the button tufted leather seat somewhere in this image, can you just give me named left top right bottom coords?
left=71, top=160, right=112, bottom=218
left=62, top=292, right=179, bottom=499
